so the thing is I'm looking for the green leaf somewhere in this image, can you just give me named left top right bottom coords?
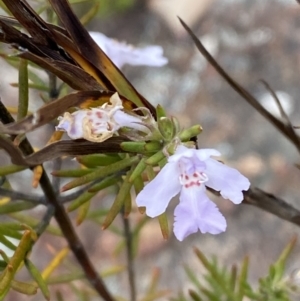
left=25, top=259, right=50, bottom=301
left=17, top=58, right=29, bottom=120
left=179, top=125, right=202, bottom=142
left=237, top=256, right=249, bottom=301
left=273, top=236, right=297, bottom=284
left=0, top=230, right=32, bottom=300
left=11, top=280, right=38, bottom=295
left=77, top=154, right=121, bottom=168
left=0, top=165, right=27, bottom=176
left=158, top=213, right=169, bottom=240
left=0, top=202, right=36, bottom=214
left=67, top=191, right=96, bottom=213
left=52, top=168, right=95, bottom=177
left=102, top=167, right=135, bottom=229
left=0, top=234, right=17, bottom=250
left=88, top=175, right=120, bottom=193
left=61, top=156, right=139, bottom=191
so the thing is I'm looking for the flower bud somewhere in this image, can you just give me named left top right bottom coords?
left=158, top=117, right=175, bottom=141
left=179, top=125, right=202, bottom=142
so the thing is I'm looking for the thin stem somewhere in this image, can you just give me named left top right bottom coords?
left=0, top=187, right=45, bottom=204
left=52, top=158, right=62, bottom=193
left=39, top=170, right=115, bottom=301
left=122, top=208, right=136, bottom=301
left=35, top=205, right=55, bottom=236
left=48, top=72, right=59, bottom=100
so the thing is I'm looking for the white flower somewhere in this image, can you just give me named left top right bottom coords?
left=89, top=31, right=168, bottom=69
left=56, top=93, right=149, bottom=142
left=136, top=145, right=250, bottom=241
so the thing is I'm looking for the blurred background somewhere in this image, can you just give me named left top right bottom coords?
left=2, top=0, right=300, bottom=300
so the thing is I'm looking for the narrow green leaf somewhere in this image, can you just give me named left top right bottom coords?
left=179, top=125, right=203, bottom=142
left=0, top=251, right=9, bottom=263
left=67, top=191, right=96, bottom=212
left=88, top=175, right=120, bottom=193
left=80, top=1, right=100, bottom=25
left=120, top=141, right=147, bottom=153
left=0, top=234, right=17, bottom=250
left=129, top=158, right=147, bottom=183
left=52, top=168, right=95, bottom=177
left=17, top=59, right=29, bottom=120
left=188, top=289, right=203, bottom=301
left=184, top=265, right=202, bottom=290
left=76, top=200, right=91, bottom=225
left=102, top=167, right=134, bottom=229
left=156, top=104, right=167, bottom=119
left=273, top=236, right=297, bottom=283
left=158, top=213, right=169, bottom=240
left=144, top=141, right=162, bottom=152
left=0, top=165, right=27, bottom=176
left=0, top=225, right=23, bottom=239
left=47, top=265, right=125, bottom=284
left=11, top=280, right=38, bottom=295
left=0, top=202, right=36, bottom=214
left=199, top=287, right=219, bottom=301
left=0, top=230, right=32, bottom=299
left=145, top=151, right=165, bottom=165
left=123, top=193, right=131, bottom=217
left=133, top=175, right=144, bottom=195
left=25, top=259, right=50, bottom=301
left=0, top=261, right=7, bottom=271
left=230, top=264, right=237, bottom=293
left=77, top=154, right=121, bottom=168
left=237, top=256, right=249, bottom=301
left=61, top=156, right=139, bottom=191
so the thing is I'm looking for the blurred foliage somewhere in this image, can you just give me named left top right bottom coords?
left=93, top=0, right=136, bottom=17
left=68, top=0, right=137, bottom=19
left=172, top=238, right=298, bottom=301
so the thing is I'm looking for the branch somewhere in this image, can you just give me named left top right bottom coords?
left=243, top=187, right=300, bottom=226
left=208, top=186, right=300, bottom=227
left=0, top=99, right=115, bottom=301
left=0, top=187, right=45, bottom=204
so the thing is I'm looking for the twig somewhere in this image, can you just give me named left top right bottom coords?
left=35, top=205, right=55, bottom=236
left=243, top=187, right=300, bottom=226
left=122, top=209, right=136, bottom=301
left=208, top=186, right=300, bottom=227
left=0, top=187, right=45, bottom=204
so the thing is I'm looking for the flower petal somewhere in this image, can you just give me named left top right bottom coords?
left=113, top=110, right=149, bottom=133
left=56, top=111, right=86, bottom=139
left=174, top=185, right=227, bottom=241
left=170, top=146, right=220, bottom=163
left=136, top=162, right=181, bottom=217
left=89, top=31, right=168, bottom=69
left=205, top=158, right=250, bottom=204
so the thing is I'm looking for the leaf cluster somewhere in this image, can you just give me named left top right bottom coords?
left=173, top=238, right=297, bottom=301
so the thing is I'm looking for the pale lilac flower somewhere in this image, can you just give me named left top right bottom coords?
left=89, top=31, right=168, bottom=69
left=56, top=93, right=149, bottom=142
left=136, top=145, right=250, bottom=241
